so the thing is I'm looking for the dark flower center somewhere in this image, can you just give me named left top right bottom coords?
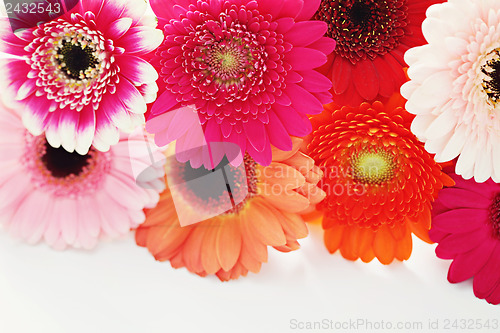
left=349, top=1, right=372, bottom=26
left=57, top=40, right=98, bottom=80
left=41, top=142, right=91, bottom=178
left=481, top=49, right=500, bottom=105
left=314, top=0, right=407, bottom=64
left=489, top=193, right=500, bottom=239
left=169, top=153, right=258, bottom=216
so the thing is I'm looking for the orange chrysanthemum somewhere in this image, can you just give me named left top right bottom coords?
left=135, top=138, right=325, bottom=281
left=307, top=96, right=454, bottom=264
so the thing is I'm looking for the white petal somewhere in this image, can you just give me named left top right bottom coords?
left=455, top=137, right=478, bottom=177
left=473, top=143, right=492, bottom=183
left=409, top=71, right=453, bottom=109
left=424, top=106, right=457, bottom=140
left=438, top=124, right=467, bottom=162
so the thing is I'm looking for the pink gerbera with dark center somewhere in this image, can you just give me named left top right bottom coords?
left=147, top=0, right=335, bottom=166
left=0, top=0, right=163, bottom=155
left=430, top=171, right=500, bottom=305
left=0, top=98, right=166, bottom=250
left=313, top=0, right=443, bottom=106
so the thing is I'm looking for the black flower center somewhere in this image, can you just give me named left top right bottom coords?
left=57, top=40, right=98, bottom=80
left=349, top=1, right=373, bottom=26
left=41, top=142, right=91, bottom=178
left=481, top=50, right=500, bottom=105
left=489, top=193, right=500, bottom=239
left=168, top=153, right=258, bottom=215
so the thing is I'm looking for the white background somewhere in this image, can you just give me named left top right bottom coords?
left=0, top=224, right=498, bottom=333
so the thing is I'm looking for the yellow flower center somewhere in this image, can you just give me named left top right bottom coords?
left=351, top=149, right=396, bottom=185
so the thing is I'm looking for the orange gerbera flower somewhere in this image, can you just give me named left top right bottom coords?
left=135, top=138, right=325, bottom=281
left=307, top=96, right=454, bottom=264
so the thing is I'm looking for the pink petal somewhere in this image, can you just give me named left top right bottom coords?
left=243, top=119, right=268, bottom=152
left=273, top=104, right=311, bottom=137
left=297, top=70, right=332, bottom=92
left=286, top=47, right=327, bottom=70
left=436, top=229, right=489, bottom=258
left=295, top=0, right=321, bottom=21
left=308, top=37, right=336, bottom=55
left=437, top=188, right=490, bottom=210
left=432, top=208, right=487, bottom=233
left=285, top=21, right=326, bottom=46
left=448, top=239, right=497, bottom=283
left=151, top=90, right=180, bottom=116
left=278, top=0, right=303, bottom=19
left=266, top=111, right=293, bottom=151
left=285, top=83, right=323, bottom=113
left=258, top=0, right=284, bottom=19
left=473, top=245, right=500, bottom=299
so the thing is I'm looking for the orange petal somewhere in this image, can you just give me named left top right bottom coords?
left=271, top=137, right=303, bottom=162
left=301, top=209, right=324, bottom=224
left=247, top=201, right=287, bottom=247
left=240, top=243, right=262, bottom=273
left=324, top=224, right=344, bottom=254
left=306, top=165, right=324, bottom=185
left=408, top=206, right=433, bottom=244
left=263, top=162, right=306, bottom=188
left=296, top=182, right=326, bottom=206
left=216, top=220, right=242, bottom=271
left=389, top=222, right=407, bottom=241
left=239, top=208, right=269, bottom=263
left=135, top=227, right=149, bottom=247
left=373, top=225, right=396, bottom=265
left=339, top=225, right=360, bottom=261
left=260, top=183, right=311, bottom=213
left=282, top=152, right=315, bottom=173
left=356, top=226, right=375, bottom=260
left=169, top=249, right=184, bottom=269
left=201, top=220, right=222, bottom=275
left=360, top=246, right=375, bottom=263
left=394, top=229, right=413, bottom=261
left=149, top=224, right=192, bottom=261
left=182, top=223, right=208, bottom=273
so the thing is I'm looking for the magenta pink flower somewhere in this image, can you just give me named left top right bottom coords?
left=147, top=0, right=335, bottom=166
left=430, top=171, right=500, bottom=305
left=0, top=0, right=163, bottom=155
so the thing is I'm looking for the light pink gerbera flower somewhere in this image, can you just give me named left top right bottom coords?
left=0, top=0, right=163, bottom=155
left=401, top=0, right=500, bottom=182
left=0, top=100, right=166, bottom=250
left=147, top=0, right=335, bottom=166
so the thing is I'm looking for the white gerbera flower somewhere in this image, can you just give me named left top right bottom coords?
left=401, top=0, right=500, bottom=183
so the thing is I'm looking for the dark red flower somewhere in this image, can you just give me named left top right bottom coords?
left=314, top=0, right=444, bottom=106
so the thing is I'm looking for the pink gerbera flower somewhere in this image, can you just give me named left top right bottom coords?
left=430, top=171, right=500, bottom=305
left=147, top=0, right=335, bottom=166
left=0, top=0, right=163, bottom=154
left=0, top=99, right=166, bottom=250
